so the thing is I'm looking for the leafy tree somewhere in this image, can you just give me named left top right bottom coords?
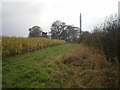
left=29, top=26, right=42, bottom=37
left=60, top=30, right=68, bottom=40
left=66, top=25, right=79, bottom=42
left=51, top=20, right=66, bottom=39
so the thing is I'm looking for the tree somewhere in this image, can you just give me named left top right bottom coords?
left=51, top=20, right=66, bottom=39
left=78, top=31, right=91, bottom=43
left=60, top=30, right=68, bottom=40
left=28, top=26, right=42, bottom=37
left=66, top=25, right=80, bottom=42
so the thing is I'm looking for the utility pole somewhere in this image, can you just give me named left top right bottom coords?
left=80, top=13, right=82, bottom=34
left=118, top=1, right=120, bottom=26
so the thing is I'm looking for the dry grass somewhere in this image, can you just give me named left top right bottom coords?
left=62, top=43, right=118, bottom=88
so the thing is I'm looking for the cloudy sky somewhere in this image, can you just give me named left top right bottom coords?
left=1, top=0, right=120, bottom=37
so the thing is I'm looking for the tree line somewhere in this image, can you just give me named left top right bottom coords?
left=28, top=20, right=80, bottom=42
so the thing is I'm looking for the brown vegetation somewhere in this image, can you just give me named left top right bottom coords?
left=62, top=44, right=118, bottom=88
left=79, top=15, right=120, bottom=64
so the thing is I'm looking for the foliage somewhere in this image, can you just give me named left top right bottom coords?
left=28, top=26, right=43, bottom=37
left=51, top=20, right=66, bottom=39
left=79, top=14, right=120, bottom=63
left=51, top=20, right=79, bottom=42
left=2, top=37, right=66, bottom=57
left=78, top=31, right=91, bottom=43
left=65, top=25, right=79, bottom=42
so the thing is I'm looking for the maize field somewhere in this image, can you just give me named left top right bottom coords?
left=2, top=37, right=66, bottom=57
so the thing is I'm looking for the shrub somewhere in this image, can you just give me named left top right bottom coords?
left=79, top=14, right=120, bottom=63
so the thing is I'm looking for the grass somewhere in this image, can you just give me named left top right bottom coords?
left=2, top=43, right=75, bottom=88
left=62, top=44, right=118, bottom=88
left=2, top=43, right=118, bottom=88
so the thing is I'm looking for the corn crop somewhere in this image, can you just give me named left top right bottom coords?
left=2, top=37, right=66, bottom=57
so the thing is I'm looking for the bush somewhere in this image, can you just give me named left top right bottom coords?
left=79, top=14, right=120, bottom=63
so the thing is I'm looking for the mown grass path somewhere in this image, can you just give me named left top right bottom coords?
left=3, top=44, right=75, bottom=88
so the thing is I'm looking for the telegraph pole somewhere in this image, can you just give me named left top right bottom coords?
left=118, top=1, right=120, bottom=26
left=80, top=13, right=82, bottom=34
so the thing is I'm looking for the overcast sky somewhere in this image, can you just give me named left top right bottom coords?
left=1, top=0, right=120, bottom=37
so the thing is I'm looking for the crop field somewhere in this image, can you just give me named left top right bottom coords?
left=2, top=37, right=65, bottom=57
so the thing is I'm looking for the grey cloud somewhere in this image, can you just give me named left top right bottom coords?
left=2, top=2, right=44, bottom=37
left=2, top=0, right=119, bottom=37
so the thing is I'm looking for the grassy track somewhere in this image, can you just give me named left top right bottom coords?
left=2, top=44, right=75, bottom=88
left=3, top=43, right=117, bottom=88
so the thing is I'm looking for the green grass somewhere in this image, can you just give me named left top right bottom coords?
left=2, top=43, right=75, bottom=88
left=3, top=43, right=117, bottom=88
